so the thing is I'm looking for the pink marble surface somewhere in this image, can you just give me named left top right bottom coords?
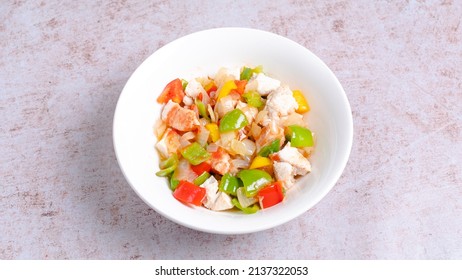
left=1, top=0, right=461, bottom=259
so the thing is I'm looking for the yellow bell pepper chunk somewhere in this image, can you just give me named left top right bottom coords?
left=205, top=123, right=220, bottom=142
left=216, top=80, right=237, bottom=101
left=292, top=90, right=310, bottom=114
left=249, top=156, right=272, bottom=169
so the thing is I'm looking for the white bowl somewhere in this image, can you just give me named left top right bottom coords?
left=113, top=28, right=353, bottom=234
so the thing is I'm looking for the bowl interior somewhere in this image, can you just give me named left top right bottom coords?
left=113, top=28, right=353, bottom=234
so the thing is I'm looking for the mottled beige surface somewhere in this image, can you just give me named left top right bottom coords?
left=1, top=0, right=461, bottom=259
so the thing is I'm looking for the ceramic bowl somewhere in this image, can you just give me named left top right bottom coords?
left=113, top=28, right=353, bottom=234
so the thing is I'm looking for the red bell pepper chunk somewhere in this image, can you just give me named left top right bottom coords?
left=157, top=78, right=185, bottom=104
left=257, top=181, right=284, bottom=209
left=234, top=80, right=247, bottom=95
left=190, top=162, right=212, bottom=176
left=173, top=180, right=206, bottom=206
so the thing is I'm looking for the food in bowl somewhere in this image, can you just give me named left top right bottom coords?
left=155, top=65, right=315, bottom=213
left=114, top=28, right=353, bottom=233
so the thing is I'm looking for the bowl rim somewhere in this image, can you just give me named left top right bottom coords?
left=113, top=27, right=353, bottom=234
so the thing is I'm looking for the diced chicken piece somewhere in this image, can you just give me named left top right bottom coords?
left=214, top=67, right=240, bottom=88
left=185, top=78, right=206, bottom=99
left=200, top=176, right=233, bottom=211
left=273, top=143, right=311, bottom=175
left=210, top=147, right=231, bottom=175
left=200, top=175, right=219, bottom=209
left=245, top=73, right=281, bottom=96
left=215, top=92, right=240, bottom=118
left=155, top=128, right=181, bottom=158
left=255, top=120, right=285, bottom=151
left=264, top=85, right=298, bottom=118
left=273, top=161, right=296, bottom=188
left=273, top=143, right=311, bottom=189
left=236, top=101, right=258, bottom=124
left=210, top=192, right=233, bottom=211
left=161, top=100, right=200, bottom=131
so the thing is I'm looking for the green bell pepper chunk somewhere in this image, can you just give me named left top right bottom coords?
left=155, top=165, right=176, bottom=177
left=232, top=198, right=259, bottom=214
left=242, top=91, right=264, bottom=108
left=193, top=171, right=211, bottom=186
left=219, top=109, right=249, bottom=132
left=156, top=154, right=178, bottom=177
left=240, top=67, right=253, bottom=81
left=159, top=154, right=178, bottom=169
left=181, top=142, right=211, bottom=165
left=240, top=65, right=263, bottom=81
left=163, top=155, right=180, bottom=190
left=286, top=125, right=314, bottom=147
left=218, top=173, right=240, bottom=195
left=237, top=169, right=273, bottom=197
left=195, top=100, right=210, bottom=121
left=258, top=139, right=280, bottom=157
left=170, top=172, right=180, bottom=190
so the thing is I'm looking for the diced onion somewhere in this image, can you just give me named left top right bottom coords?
left=231, top=139, right=246, bottom=156
left=255, top=110, right=268, bottom=125
left=269, top=120, right=280, bottom=134
left=197, top=76, right=211, bottom=86
left=238, top=103, right=258, bottom=124
left=230, top=138, right=255, bottom=157
left=181, top=132, right=195, bottom=141
left=242, top=139, right=256, bottom=156
left=231, top=157, right=250, bottom=169
left=219, top=131, right=235, bottom=149
left=201, top=91, right=210, bottom=106
left=154, top=120, right=167, bottom=139
left=180, top=132, right=195, bottom=148
left=280, top=112, right=305, bottom=127
left=198, top=118, right=209, bottom=126
left=197, top=126, right=210, bottom=147
left=206, top=143, right=219, bottom=153
left=237, top=128, right=247, bottom=141
left=183, top=96, right=193, bottom=106
left=215, top=95, right=237, bottom=118
left=180, top=138, right=191, bottom=148
left=301, top=146, right=314, bottom=157
left=207, top=104, right=216, bottom=123
left=236, top=187, right=257, bottom=208
left=250, top=123, right=262, bottom=139
left=214, top=67, right=238, bottom=88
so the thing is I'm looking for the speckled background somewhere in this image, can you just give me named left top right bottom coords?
left=1, top=0, right=461, bottom=259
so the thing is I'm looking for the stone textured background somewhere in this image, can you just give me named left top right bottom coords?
left=1, top=0, right=461, bottom=259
